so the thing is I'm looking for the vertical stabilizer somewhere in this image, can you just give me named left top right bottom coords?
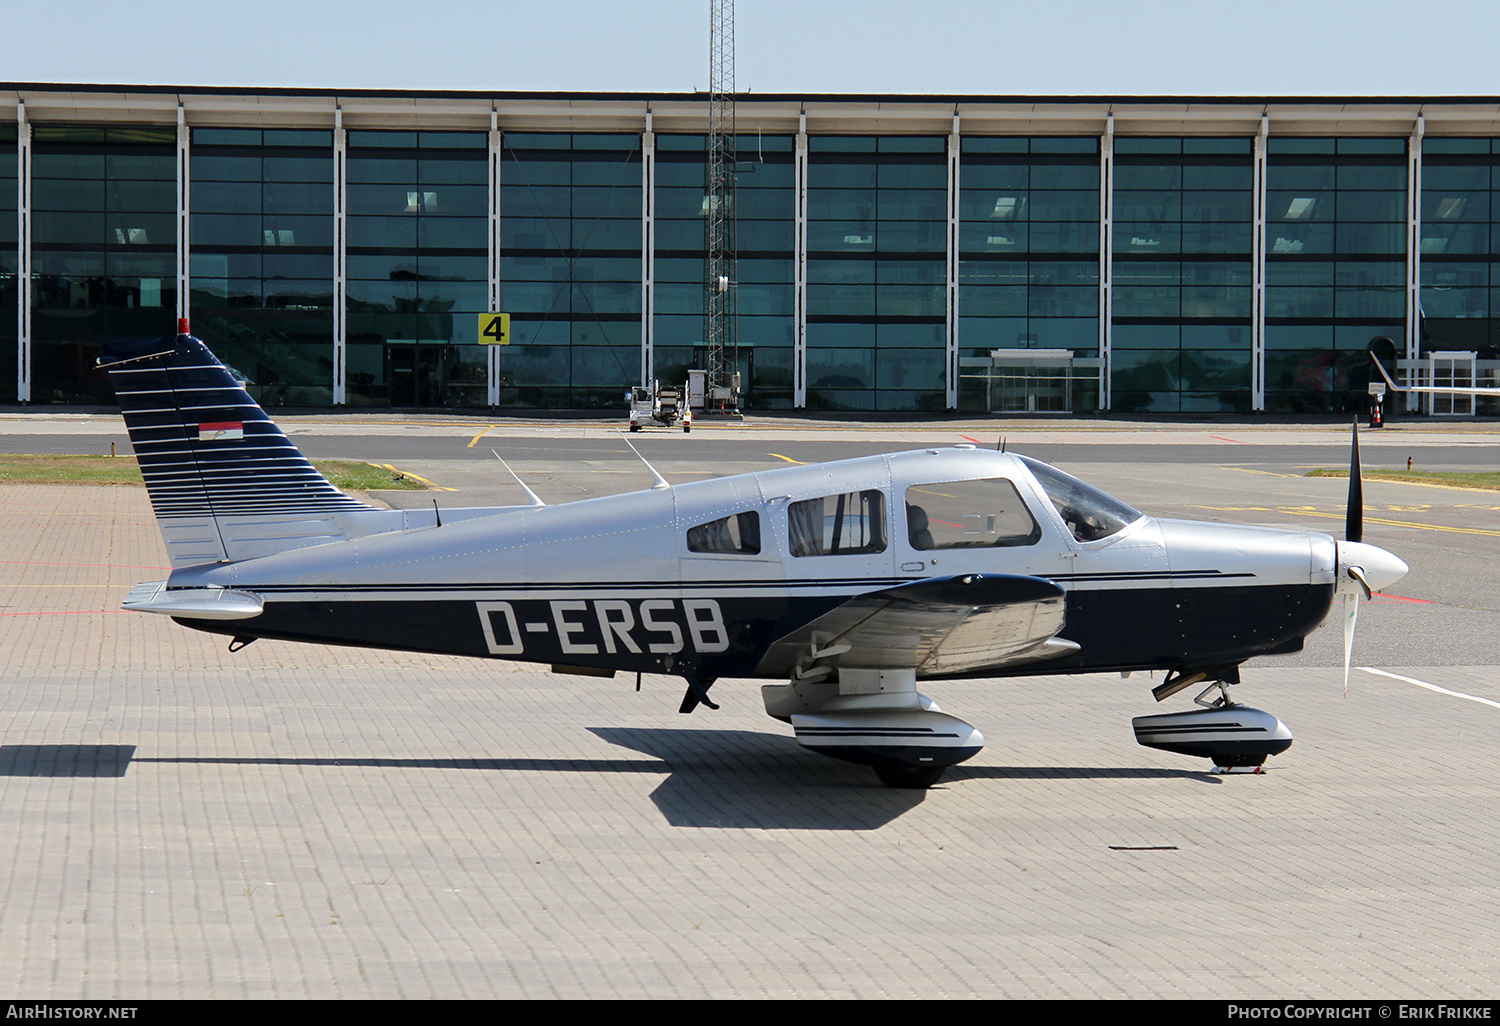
left=101, top=328, right=372, bottom=567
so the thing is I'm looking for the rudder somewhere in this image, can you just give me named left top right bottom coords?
left=101, top=322, right=372, bottom=567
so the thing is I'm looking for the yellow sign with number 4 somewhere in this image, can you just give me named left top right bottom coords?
left=478, top=313, right=511, bottom=345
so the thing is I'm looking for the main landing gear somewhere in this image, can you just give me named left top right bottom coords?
left=1132, top=678, right=1294, bottom=773
left=761, top=668, right=983, bottom=789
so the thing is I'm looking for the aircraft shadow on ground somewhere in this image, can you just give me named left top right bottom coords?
left=950, top=764, right=1221, bottom=782
left=0, top=739, right=1218, bottom=829
left=0, top=734, right=931, bottom=829
left=0, top=744, right=137, bottom=777
left=590, top=728, right=1221, bottom=828
left=590, top=727, right=928, bottom=828
left=0, top=743, right=667, bottom=779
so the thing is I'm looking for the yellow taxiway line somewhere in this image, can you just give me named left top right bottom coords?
left=1193, top=504, right=1500, bottom=538
left=377, top=463, right=457, bottom=492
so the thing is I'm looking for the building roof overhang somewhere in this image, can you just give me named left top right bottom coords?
left=3, top=84, right=1500, bottom=136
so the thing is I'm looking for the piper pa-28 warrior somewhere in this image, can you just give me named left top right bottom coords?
left=103, top=323, right=1410, bottom=788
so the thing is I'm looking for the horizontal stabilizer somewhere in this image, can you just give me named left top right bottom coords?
left=123, top=581, right=264, bottom=620
left=1371, top=352, right=1500, bottom=396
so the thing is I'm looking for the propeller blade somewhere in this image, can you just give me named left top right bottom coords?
left=1347, top=564, right=1373, bottom=601
left=1334, top=417, right=1405, bottom=696
left=1346, top=418, right=1363, bottom=544
left=1342, top=590, right=1360, bottom=698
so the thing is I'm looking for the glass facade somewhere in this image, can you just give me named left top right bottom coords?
left=0, top=125, right=15, bottom=403
left=654, top=134, right=796, bottom=410
left=1419, top=138, right=1500, bottom=354
left=958, top=137, right=1100, bottom=411
left=346, top=130, right=488, bottom=408
left=806, top=137, right=947, bottom=412
left=31, top=125, right=176, bottom=403
left=190, top=127, right=334, bottom=406
left=13, top=96, right=1500, bottom=416
left=1113, top=138, right=1254, bottom=414
left=500, top=132, right=642, bottom=409
left=1265, top=138, right=1407, bottom=413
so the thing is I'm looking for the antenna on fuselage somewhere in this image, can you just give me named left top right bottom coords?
left=491, top=451, right=547, bottom=506
left=619, top=433, right=672, bottom=490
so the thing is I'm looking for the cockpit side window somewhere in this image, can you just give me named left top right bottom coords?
left=687, top=511, right=761, bottom=555
left=1020, top=456, right=1142, bottom=543
left=788, top=490, right=887, bottom=557
left=904, top=479, right=1042, bottom=550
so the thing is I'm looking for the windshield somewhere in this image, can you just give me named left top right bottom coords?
left=1019, top=456, right=1143, bottom=543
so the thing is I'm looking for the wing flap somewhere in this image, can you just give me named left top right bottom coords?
left=757, top=574, right=1069, bottom=678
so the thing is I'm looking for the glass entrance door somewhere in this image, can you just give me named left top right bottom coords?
left=386, top=344, right=450, bottom=407
left=1429, top=351, right=1476, bottom=416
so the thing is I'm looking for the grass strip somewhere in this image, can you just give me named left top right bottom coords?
left=0, top=455, right=426, bottom=491
left=1307, top=467, right=1500, bottom=492
left=314, top=460, right=426, bottom=492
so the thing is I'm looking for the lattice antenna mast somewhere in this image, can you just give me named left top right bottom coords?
left=704, top=0, right=738, bottom=410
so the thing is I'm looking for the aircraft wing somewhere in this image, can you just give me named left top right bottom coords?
left=1371, top=353, right=1500, bottom=395
left=756, top=573, right=1072, bottom=679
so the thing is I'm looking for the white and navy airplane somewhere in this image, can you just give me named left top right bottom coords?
left=102, top=322, right=1409, bottom=787
left=1370, top=351, right=1500, bottom=398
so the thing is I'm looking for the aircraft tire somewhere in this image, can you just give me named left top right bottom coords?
left=684, top=425, right=691, bottom=433
left=629, top=424, right=640, bottom=432
left=874, top=765, right=946, bottom=789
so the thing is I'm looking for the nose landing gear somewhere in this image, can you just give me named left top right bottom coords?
left=1132, top=680, right=1294, bottom=773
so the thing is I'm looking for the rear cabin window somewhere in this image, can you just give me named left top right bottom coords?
left=687, top=511, right=761, bottom=555
left=905, top=479, right=1042, bottom=550
left=788, top=490, right=887, bottom=557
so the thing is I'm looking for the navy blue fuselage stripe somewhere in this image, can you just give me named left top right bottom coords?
left=169, top=581, right=1335, bottom=680
left=223, top=569, right=1255, bottom=595
left=794, top=728, right=961, bottom=737
left=1137, top=725, right=1266, bottom=735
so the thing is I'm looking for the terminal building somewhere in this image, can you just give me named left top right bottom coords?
left=3, top=84, right=1499, bottom=415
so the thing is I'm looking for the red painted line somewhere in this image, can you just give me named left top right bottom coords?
left=1210, top=435, right=1252, bottom=444
left=1371, top=593, right=1436, bottom=604
left=959, top=434, right=986, bottom=445
left=0, top=560, right=171, bottom=571
left=0, top=609, right=120, bottom=617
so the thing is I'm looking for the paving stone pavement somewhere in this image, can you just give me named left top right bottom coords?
left=1, top=485, right=1498, bottom=998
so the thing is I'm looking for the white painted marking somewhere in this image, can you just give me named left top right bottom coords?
left=1360, top=667, right=1500, bottom=711
left=551, top=601, right=598, bottom=654
left=476, top=602, right=523, bottom=655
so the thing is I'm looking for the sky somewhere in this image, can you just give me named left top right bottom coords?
left=6, top=0, right=1500, bottom=97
